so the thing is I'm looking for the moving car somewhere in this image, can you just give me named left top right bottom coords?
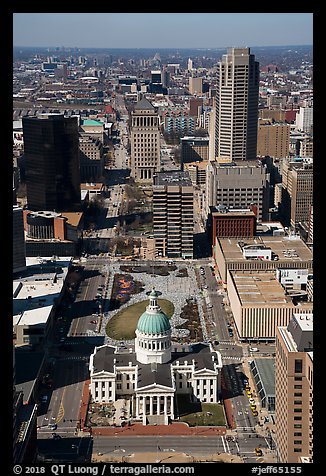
left=255, top=448, right=263, bottom=457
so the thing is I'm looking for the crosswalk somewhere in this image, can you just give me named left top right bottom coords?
left=222, top=356, right=243, bottom=361
left=57, top=356, right=89, bottom=361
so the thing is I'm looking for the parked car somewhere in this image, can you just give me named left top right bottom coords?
left=48, top=423, right=57, bottom=431
left=255, top=448, right=263, bottom=456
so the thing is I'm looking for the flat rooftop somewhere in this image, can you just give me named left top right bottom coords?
left=61, top=211, right=83, bottom=227
left=218, top=235, right=312, bottom=264
left=212, top=209, right=256, bottom=218
left=154, top=171, right=192, bottom=187
left=230, top=271, right=290, bottom=306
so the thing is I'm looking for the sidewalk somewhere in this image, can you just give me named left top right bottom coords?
left=92, top=451, right=243, bottom=463
left=90, top=422, right=227, bottom=437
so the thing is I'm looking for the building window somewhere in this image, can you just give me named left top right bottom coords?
left=295, top=359, right=303, bottom=373
left=117, top=383, right=122, bottom=390
left=294, top=449, right=302, bottom=453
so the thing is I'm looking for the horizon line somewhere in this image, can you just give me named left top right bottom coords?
left=13, top=44, right=313, bottom=50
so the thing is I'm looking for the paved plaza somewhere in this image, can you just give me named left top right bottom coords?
left=93, top=260, right=210, bottom=344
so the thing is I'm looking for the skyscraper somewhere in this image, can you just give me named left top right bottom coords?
left=206, top=159, right=270, bottom=222
left=13, top=205, right=26, bottom=274
left=279, top=157, right=313, bottom=229
left=275, top=313, right=313, bottom=462
left=153, top=171, right=193, bottom=259
left=23, top=114, right=81, bottom=212
left=215, top=47, right=259, bottom=161
left=130, top=97, right=161, bottom=184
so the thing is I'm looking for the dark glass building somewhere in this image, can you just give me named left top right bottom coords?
left=23, top=114, right=81, bottom=212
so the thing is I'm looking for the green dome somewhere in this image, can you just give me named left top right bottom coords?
left=137, top=310, right=171, bottom=334
left=137, top=288, right=171, bottom=334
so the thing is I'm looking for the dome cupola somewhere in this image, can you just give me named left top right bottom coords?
left=135, top=288, right=172, bottom=364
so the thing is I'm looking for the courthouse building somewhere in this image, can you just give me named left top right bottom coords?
left=89, top=289, right=223, bottom=425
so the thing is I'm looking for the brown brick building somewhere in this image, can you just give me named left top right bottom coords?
left=257, top=121, right=290, bottom=158
left=211, top=206, right=257, bottom=244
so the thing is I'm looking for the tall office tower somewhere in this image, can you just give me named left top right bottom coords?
left=299, top=136, right=313, bottom=158
left=295, top=106, right=313, bottom=133
left=189, top=97, right=204, bottom=118
left=23, top=114, right=81, bottom=212
left=257, top=122, right=290, bottom=158
left=162, top=68, right=170, bottom=88
left=181, top=136, right=209, bottom=165
left=208, top=98, right=217, bottom=161
left=153, top=171, right=194, bottom=259
left=187, top=58, right=193, bottom=71
left=13, top=205, right=26, bottom=274
left=275, top=313, right=313, bottom=463
left=206, top=159, right=270, bottom=222
left=215, top=47, right=259, bottom=161
left=189, top=76, right=203, bottom=95
left=279, top=158, right=313, bottom=229
left=151, top=70, right=162, bottom=84
left=130, top=97, right=161, bottom=184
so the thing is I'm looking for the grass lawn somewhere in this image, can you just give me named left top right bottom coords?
left=106, top=299, right=174, bottom=340
left=178, top=396, right=226, bottom=426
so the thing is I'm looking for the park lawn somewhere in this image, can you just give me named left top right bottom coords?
left=106, top=299, right=174, bottom=340
left=179, top=401, right=226, bottom=427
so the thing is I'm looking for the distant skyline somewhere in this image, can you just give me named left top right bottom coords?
left=13, top=13, right=313, bottom=49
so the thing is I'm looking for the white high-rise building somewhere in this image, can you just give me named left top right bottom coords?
left=295, top=106, right=313, bottom=133
left=215, top=47, right=259, bottom=161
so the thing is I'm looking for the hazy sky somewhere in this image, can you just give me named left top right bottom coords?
left=13, top=13, right=313, bottom=49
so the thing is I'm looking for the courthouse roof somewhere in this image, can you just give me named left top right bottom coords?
left=134, top=97, right=155, bottom=111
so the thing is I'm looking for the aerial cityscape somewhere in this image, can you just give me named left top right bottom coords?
left=12, top=12, right=313, bottom=471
